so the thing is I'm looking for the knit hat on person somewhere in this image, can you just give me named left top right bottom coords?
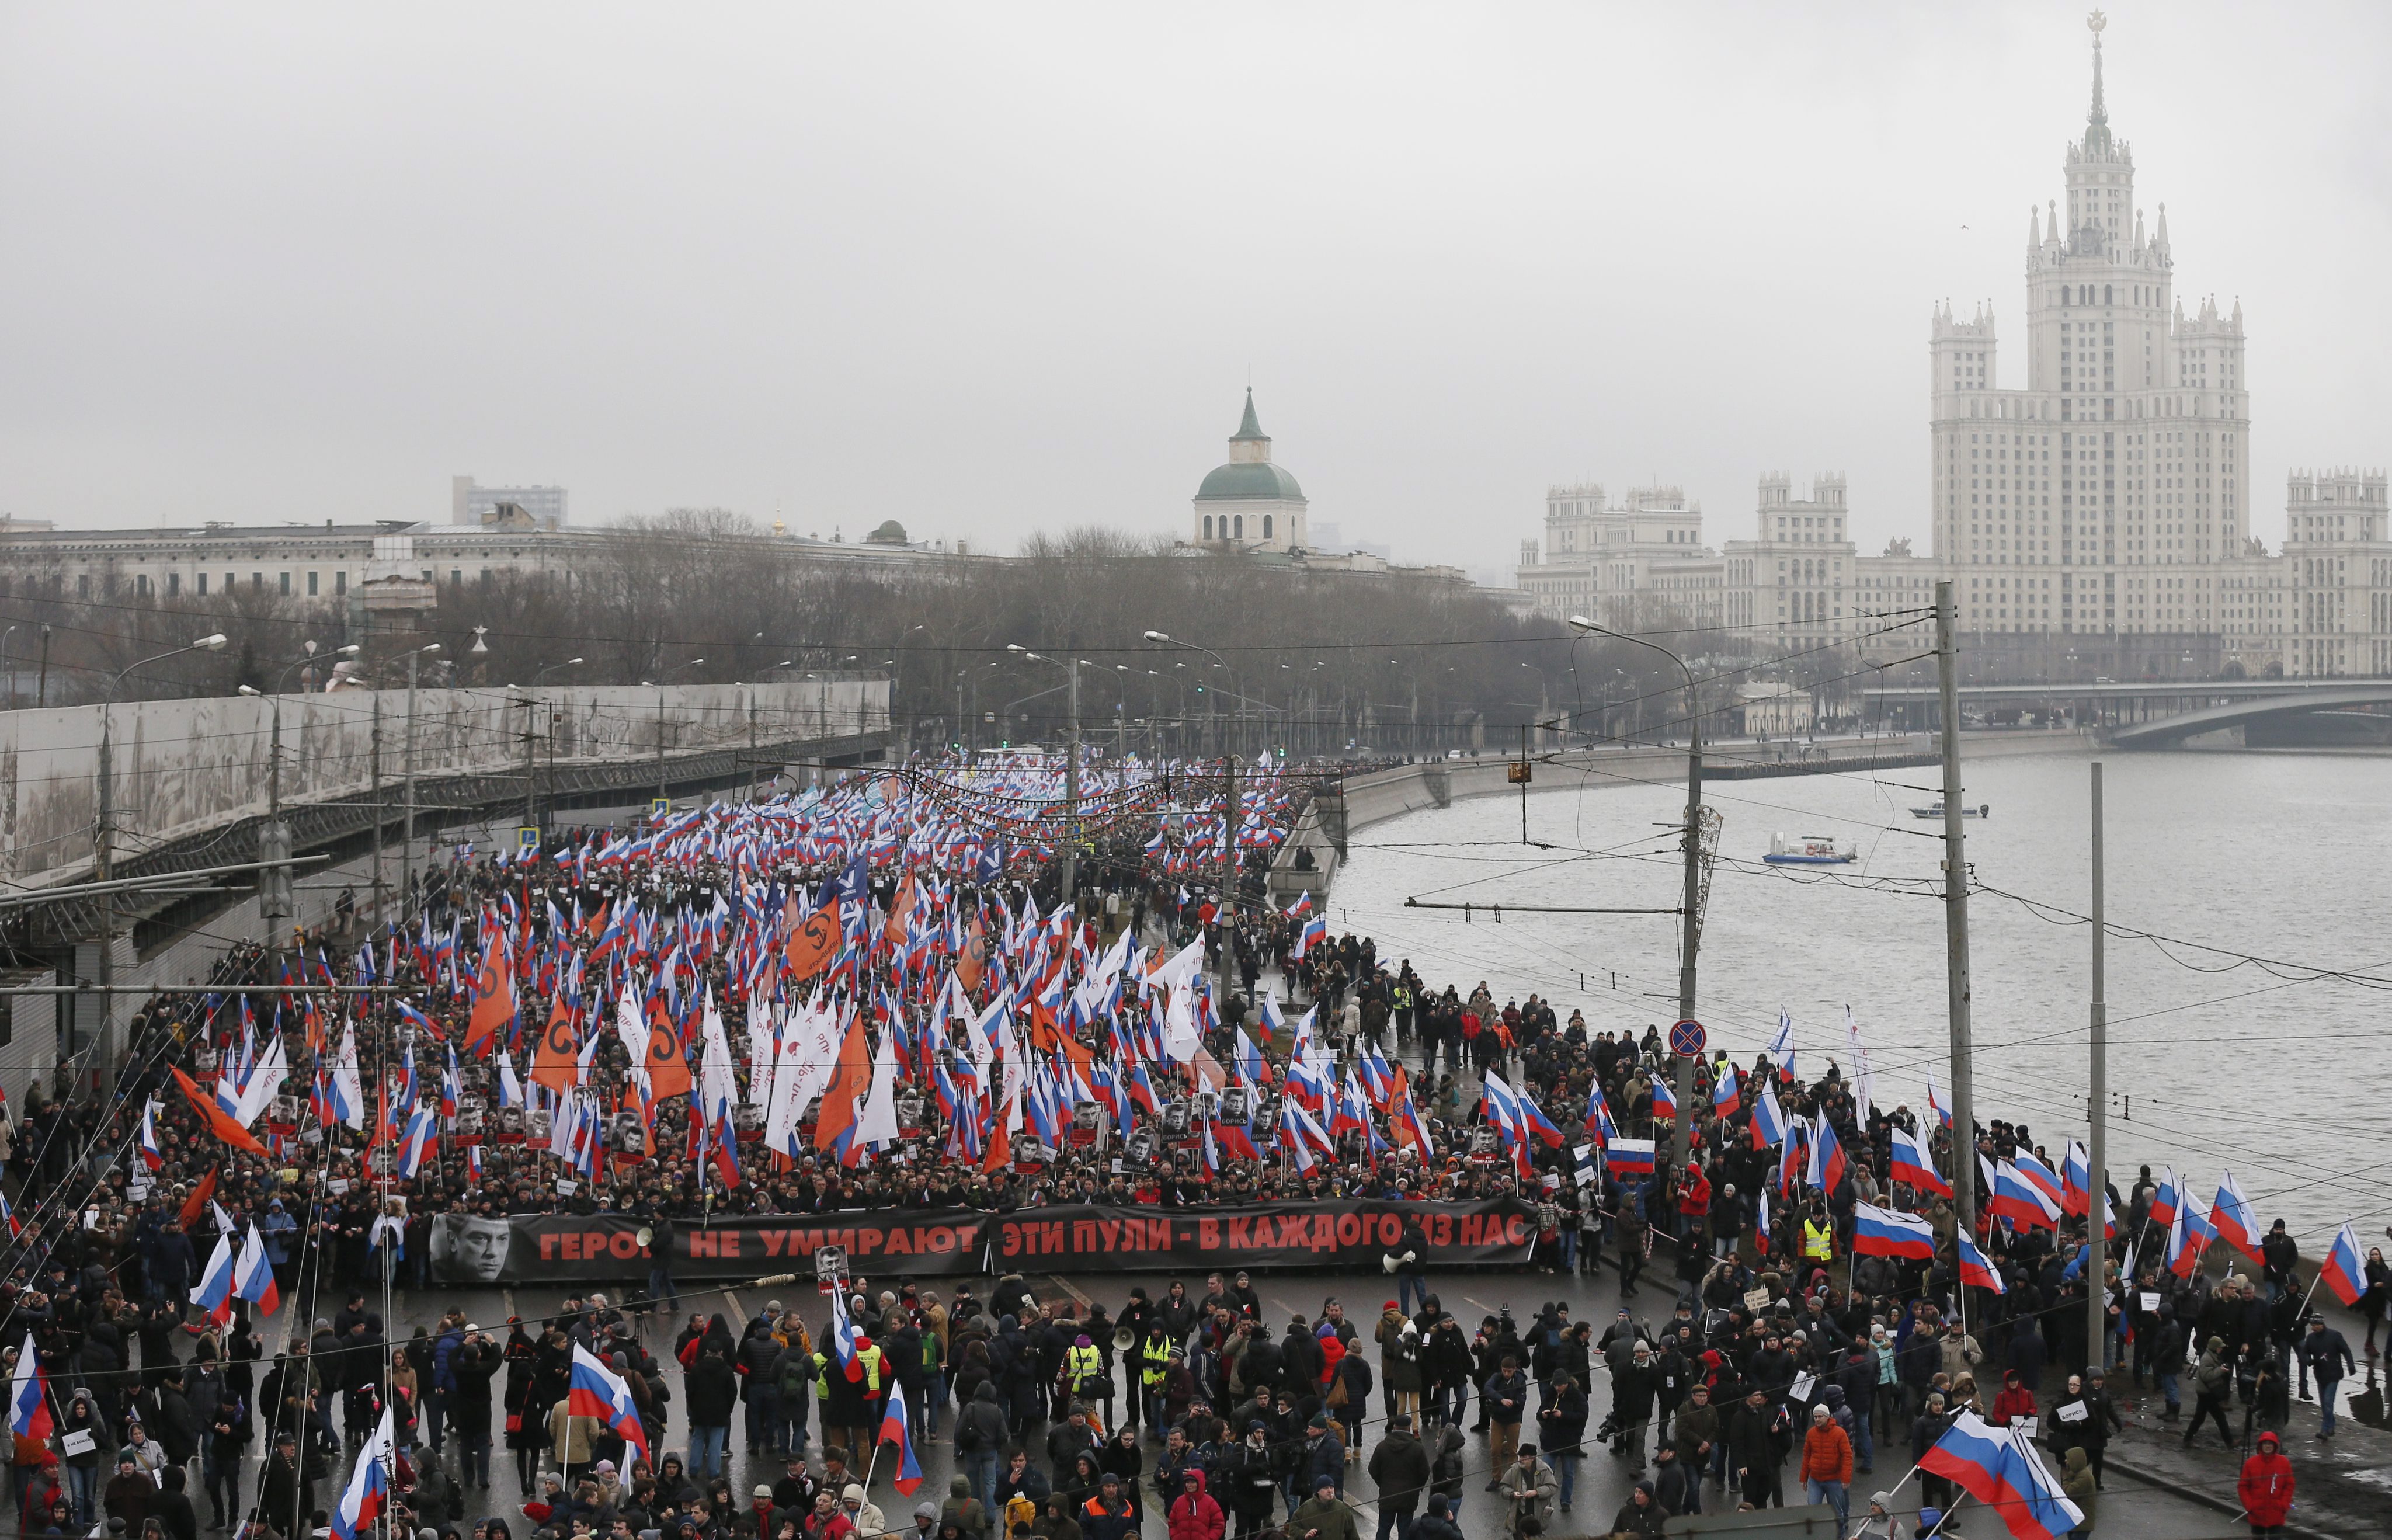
left=755, top=1487, right=775, bottom=1500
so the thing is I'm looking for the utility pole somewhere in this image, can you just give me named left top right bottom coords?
left=402, top=648, right=425, bottom=912
left=1571, top=613, right=1702, bottom=1172
left=369, top=694, right=384, bottom=929
left=521, top=697, right=538, bottom=829
left=1219, top=752, right=1238, bottom=1021
left=1671, top=682, right=1701, bottom=1173
left=2088, top=759, right=2108, bottom=1372
left=93, top=716, right=112, bottom=1073
left=1937, top=579, right=1977, bottom=1233
left=1062, top=656, right=1081, bottom=905
left=259, top=693, right=294, bottom=981
left=36, top=624, right=51, bottom=708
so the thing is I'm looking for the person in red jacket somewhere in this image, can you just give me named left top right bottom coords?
left=1676, top=1163, right=1713, bottom=1250
left=2237, top=1428, right=2295, bottom=1535
left=1990, top=1369, right=2038, bottom=1428
left=1167, top=1469, right=1225, bottom=1540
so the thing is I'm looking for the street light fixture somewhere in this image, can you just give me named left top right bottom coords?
left=89, top=631, right=229, bottom=1071
left=1148, top=630, right=1246, bottom=1021
left=646, top=658, right=707, bottom=806
left=1571, top=613, right=1704, bottom=1173
left=1007, top=644, right=1084, bottom=899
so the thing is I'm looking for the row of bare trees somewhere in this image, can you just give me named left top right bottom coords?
left=0, top=511, right=1894, bottom=750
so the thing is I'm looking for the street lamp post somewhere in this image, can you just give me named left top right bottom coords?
left=644, top=658, right=707, bottom=810
left=1007, top=645, right=1081, bottom=903
left=396, top=642, right=445, bottom=916
left=1148, top=631, right=1243, bottom=1021
left=1572, top=615, right=1703, bottom=1171
left=93, top=632, right=230, bottom=1077
left=239, top=641, right=361, bottom=970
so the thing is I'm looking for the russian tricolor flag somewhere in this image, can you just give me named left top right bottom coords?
left=568, top=1342, right=651, bottom=1463
left=2164, top=1200, right=2207, bottom=1280
left=234, top=1222, right=280, bottom=1318
left=2322, top=1222, right=2367, bottom=1308
left=8, top=1332, right=51, bottom=1441
left=2012, top=1149, right=2066, bottom=1212
left=331, top=1406, right=395, bottom=1540
left=1649, top=1073, right=1677, bottom=1122
left=1584, top=1083, right=1616, bottom=1143
left=1890, top=1122, right=1952, bottom=1198
left=1711, top=1061, right=1740, bottom=1111
left=876, top=1381, right=924, bottom=1495
left=1750, top=1084, right=1788, bottom=1150
left=1957, top=1232, right=2007, bottom=1294
left=1851, top=1201, right=1936, bottom=1260
left=1918, top=1412, right=2083, bottom=1540
left=2059, top=1141, right=2093, bottom=1218
left=1925, top=1069, right=1951, bottom=1131
left=1990, top=1161, right=2063, bottom=1232
left=2210, top=1170, right=2261, bottom=1265
left=1607, top=1137, right=1657, bottom=1176
left=1807, top=1114, right=1847, bottom=1193
left=138, top=1099, right=165, bottom=1171
left=189, top=1230, right=237, bottom=1326
left=2148, top=1166, right=2179, bottom=1230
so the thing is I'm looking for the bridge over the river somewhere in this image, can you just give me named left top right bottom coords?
left=1868, top=676, right=2392, bottom=748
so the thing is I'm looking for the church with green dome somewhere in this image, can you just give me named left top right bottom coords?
left=1192, top=389, right=1308, bottom=552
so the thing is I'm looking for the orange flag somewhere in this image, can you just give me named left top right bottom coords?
left=786, top=904, right=841, bottom=982
left=464, top=936, right=516, bottom=1058
left=881, top=872, right=917, bottom=951
left=179, top=1167, right=218, bottom=1230
left=982, top=1094, right=1014, bottom=1173
left=644, top=998, right=694, bottom=1101
left=812, top=1014, right=870, bottom=1153
left=529, top=994, right=580, bottom=1093
left=955, top=915, right=989, bottom=995
left=172, top=1067, right=269, bottom=1156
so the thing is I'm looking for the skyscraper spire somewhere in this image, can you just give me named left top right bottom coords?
left=2084, top=11, right=2112, bottom=151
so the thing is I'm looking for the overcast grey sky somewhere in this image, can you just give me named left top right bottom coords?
left=4, top=2, right=2386, bottom=572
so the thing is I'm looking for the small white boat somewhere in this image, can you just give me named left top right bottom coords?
left=1910, top=802, right=1990, bottom=819
left=1764, top=833, right=1854, bottom=865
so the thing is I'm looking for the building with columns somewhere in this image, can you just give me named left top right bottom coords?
left=1516, top=13, right=2391, bottom=680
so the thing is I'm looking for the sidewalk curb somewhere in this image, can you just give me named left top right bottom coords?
left=2102, top=1449, right=2342, bottom=1540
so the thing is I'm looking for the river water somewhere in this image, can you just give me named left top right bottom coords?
left=1326, top=748, right=2392, bottom=1242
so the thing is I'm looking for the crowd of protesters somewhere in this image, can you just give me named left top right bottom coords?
left=0, top=760, right=2381, bottom=1540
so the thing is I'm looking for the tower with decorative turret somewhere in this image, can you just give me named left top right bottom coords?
left=1929, top=11, right=2250, bottom=643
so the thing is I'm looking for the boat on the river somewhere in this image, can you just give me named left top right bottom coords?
left=1910, top=802, right=1990, bottom=819
left=1764, top=833, right=1854, bottom=865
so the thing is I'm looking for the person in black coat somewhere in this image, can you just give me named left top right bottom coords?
left=155, top=1371, right=205, bottom=1471
left=450, top=1329, right=504, bottom=1487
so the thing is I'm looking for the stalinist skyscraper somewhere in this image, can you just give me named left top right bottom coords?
left=1928, top=11, right=2250, bottom=639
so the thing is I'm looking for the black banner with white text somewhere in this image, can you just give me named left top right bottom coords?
left=430, top=1199, right=1536, bottom=1284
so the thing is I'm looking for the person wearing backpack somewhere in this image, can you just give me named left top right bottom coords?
left=954, top=1382, right=1012, bottom=1518
left=777, top=1336, right=818, bottom=1458
left=1327, top=1347, right=1370, bottom=1456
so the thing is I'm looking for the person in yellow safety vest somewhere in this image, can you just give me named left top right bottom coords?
left=1065, top=1334, right=1103, bottom=1398
left=1139, top=1325, right=1173, bottom=1431
left=1802, top=1209, right=1835, bottom=1265
left=833, top=1337, right=886, bottom=1469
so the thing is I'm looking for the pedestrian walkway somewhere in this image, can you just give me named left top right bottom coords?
left=2102, top=1367, right=2390, bottom=1538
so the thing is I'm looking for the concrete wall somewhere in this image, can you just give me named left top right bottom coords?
left=0, top=677, right=888, bottom=889
left=1273, top=731, right=2094, bottom=910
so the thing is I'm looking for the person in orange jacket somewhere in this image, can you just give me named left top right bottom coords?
left=2237, top=1428, right=2295, bottom=1535
left=1798, top=1403, right=1853, bottom=1537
